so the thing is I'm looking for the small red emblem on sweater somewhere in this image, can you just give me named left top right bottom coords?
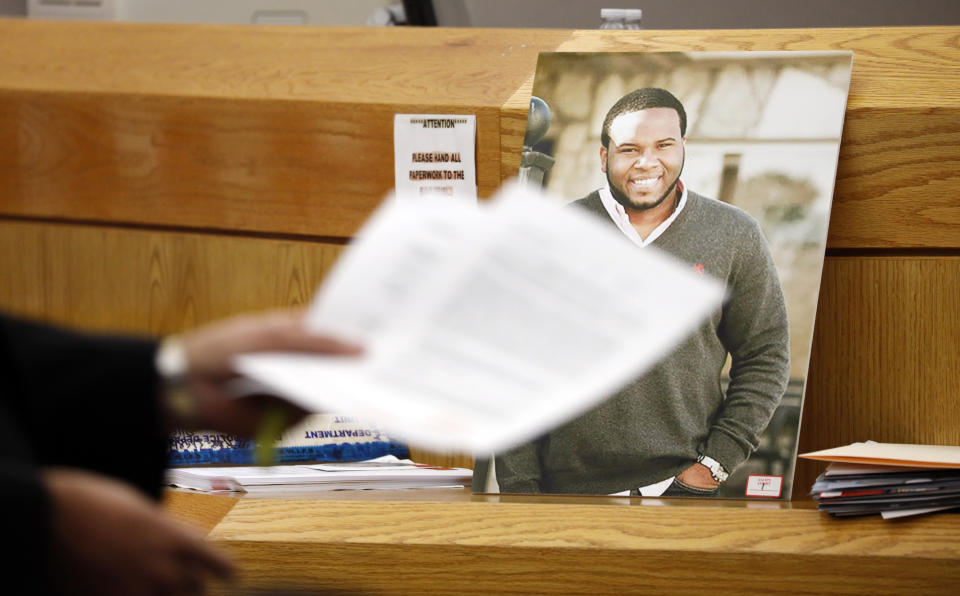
left=693, top=263, right=705, bottom=275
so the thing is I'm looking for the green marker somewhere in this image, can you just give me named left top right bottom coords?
left=254, top=408, right=286, bottom=467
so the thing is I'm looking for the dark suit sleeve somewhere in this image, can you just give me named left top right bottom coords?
left=0, top=418, right=54, bottom=593
left=1, top=313, right=167, bottom=593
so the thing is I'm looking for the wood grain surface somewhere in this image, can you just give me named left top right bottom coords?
left=0, top=20, right=566, bottom=236
left=0, top=219, right=342, bottom=334
left=215, top=542, right=959, bottom=595
left=0, top=21, right=566, bottom=104
left=208, top=498, right=957, bottom=554
left=0, top=91, right=504, bottom=237
left=406, top=448, right=475, bottom=471
left=2, top=22, right=959, bottom=247
left=178, top=494, right=960, bottom=595
left=162, top=490, right=238, bottom=535
left=795, top=255, right=960, bottom=491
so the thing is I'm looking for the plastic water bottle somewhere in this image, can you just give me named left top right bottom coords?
left=600, top=8, right=627, bottom=29
left=600, top=8, right=642, bottom=30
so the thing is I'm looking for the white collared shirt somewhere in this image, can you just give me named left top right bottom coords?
left=598, top=182, right=687, bottom=247
left=609, top=475, right=676, bottom=497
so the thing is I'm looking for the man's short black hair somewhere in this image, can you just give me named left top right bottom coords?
left=600, top=87, right=687, bottom=149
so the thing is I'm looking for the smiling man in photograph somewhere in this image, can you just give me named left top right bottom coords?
left=495, top=87, right=791, bottom=497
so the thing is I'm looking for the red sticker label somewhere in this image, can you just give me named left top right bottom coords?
left=745, top=475, right=783, bottom=498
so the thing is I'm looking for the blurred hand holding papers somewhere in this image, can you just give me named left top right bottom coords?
left=234, top=183, right=725, bottom=454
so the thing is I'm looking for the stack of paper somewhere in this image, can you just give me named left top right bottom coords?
left=166, top=455, right=472, bottom=493
left=801, top=443, right=960, bottom=519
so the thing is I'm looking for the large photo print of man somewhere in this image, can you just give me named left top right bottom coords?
left=489, top=86, right=791, bottom=497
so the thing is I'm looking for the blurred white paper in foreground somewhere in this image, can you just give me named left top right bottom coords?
left=234, top=183, right=725, bottom=454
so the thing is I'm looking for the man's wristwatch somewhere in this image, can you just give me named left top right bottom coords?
left=696, top=454, right=729, bottom=483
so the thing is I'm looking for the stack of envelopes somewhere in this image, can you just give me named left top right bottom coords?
left=811, top=463, right=960, bottom=518
left=801, top=442, right=960, bottom=519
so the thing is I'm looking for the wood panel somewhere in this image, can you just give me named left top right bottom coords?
left=171, top=494, right=960, bottom=595
left=162, top=491, right=237, bottom=535
left=215, top=541, right=958, bottom=595
left=0, top=92, right=502, bottom=239
left=0, top=21, right=567, bottom=237
left=406, top=448, right=474, bottom=471
left=1, top=22, right=960, bottom=247
left=0, top=219, right=343, bottom=334
left=796, top=255, right=960, bottom=493
left=0, top=21, right=567, bottom=104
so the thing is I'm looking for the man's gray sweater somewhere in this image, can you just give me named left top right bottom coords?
left=495, top=189, right=790, bottom=494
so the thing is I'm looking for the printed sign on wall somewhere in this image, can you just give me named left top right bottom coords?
left=394, top=114, right=477, bottom=201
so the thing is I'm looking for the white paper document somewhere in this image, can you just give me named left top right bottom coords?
left=881, top=505, right=960, bottom=520
left=167, top=456, right=471, bottom=492
left=235, top=183, right=725, bottom=454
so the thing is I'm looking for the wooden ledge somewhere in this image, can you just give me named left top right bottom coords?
left=165, top=489, right=960, bottom=594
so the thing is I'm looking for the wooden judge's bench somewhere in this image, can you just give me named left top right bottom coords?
left=1, top=19, right=959, bottom=594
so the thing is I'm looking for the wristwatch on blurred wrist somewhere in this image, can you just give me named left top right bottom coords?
left=155, top=336, right=196, bottom=427
left=696, top=454, right=729, bottom=483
